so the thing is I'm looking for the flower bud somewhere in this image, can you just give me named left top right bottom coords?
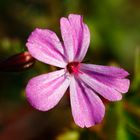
left=0, top=51, right=35, bottom=72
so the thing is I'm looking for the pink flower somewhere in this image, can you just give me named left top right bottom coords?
left=26, top=14, right=130, bottom=128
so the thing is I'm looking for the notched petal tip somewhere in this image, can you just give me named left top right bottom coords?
left=60, top=17, right=68, bottom=25
left=68, top=13, right=83, bottom=21
left=25, top=79, right=41, bottom=111
left=109, top=94, right=122, bottom=101
left=27, top=28, right=39, bottom=43
left=118, top=67, right=130, bottom=78
left=120, top=79, right=130, bottom=94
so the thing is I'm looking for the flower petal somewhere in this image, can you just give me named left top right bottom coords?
left=60, top=17, right=75, bottom=62
left=87, top=74, right=130, bottom=94
left=80, top=63, right=129, bottom=78
left=60, top=14, right=90, bottom=62
left=26, top=69, right=70, bottom=111
left=68, top=14, right=90, bottom=62
left=26, top=28, right=66, bottom=68
left=70, top=76, right=105, bottom=128
left=79, top=72, right=122, bottom=101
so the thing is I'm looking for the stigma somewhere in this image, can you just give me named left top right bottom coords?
left=67, top=62, right=80, bottom=74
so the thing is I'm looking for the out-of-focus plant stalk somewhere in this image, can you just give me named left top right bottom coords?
left=0, top=51, right=35, bottom=72
left=135, top=47, right=140, bottom=77
left=132, top=47, right=140, bottom=91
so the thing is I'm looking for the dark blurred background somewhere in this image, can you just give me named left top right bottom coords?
left=0, top=0, right=140, bottom=140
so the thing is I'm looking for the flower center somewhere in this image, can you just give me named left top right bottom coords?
left=67, top=62, right=80, bottom=74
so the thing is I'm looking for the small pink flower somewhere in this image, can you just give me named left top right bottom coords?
left=26, top=14, right=130, bottom=128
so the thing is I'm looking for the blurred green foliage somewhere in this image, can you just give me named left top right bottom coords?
left=0, top=0, right=140, bottom=140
